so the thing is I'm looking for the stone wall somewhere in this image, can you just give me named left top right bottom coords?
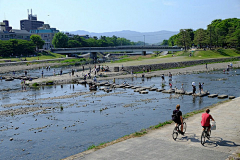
left=123, top=57, right=240, bottom=73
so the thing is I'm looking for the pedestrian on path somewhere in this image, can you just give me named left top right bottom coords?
left=199, top=82, right=202, bottom=94
left=201, top=83, right=204, bottom=92
left=192, top=82, right=196, bottom=95
left=161, top=74, right=165, bottom=82
left=169, top=83, right=172, bottom=89
left=181, top=83, right=184, bottom=91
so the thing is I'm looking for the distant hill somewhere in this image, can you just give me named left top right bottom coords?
left=69, top=30, right=179, bottom=44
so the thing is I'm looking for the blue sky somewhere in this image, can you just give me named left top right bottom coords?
left=0, top=0, right=239, bottom=33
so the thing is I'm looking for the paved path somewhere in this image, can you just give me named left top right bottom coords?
left=65, top=97, right=240, bottom=160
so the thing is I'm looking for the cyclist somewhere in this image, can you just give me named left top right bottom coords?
left=173, top=104, right=184, bottom=135
left=201, top=109, right=215, bottom=136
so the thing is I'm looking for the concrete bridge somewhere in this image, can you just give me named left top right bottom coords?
left=51, top=46, right=183, bottom=59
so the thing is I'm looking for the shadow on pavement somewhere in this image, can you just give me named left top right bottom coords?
left=174, top=133, right=240, bottom=149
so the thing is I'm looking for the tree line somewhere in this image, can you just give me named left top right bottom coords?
left=52, top=33, right=136, bottom=48
left=163, top=18, right=240, bottom=50
left=0, top=35, right=45, bottom=58
left=0, top=39, right=35, bottom=58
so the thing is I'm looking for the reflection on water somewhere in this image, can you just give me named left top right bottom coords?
left=0, top=68, right=239, bottom=159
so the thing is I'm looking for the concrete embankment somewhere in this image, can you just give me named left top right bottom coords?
left=123, top=56, right=240, bottom=73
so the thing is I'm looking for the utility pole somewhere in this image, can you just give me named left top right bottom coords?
left=143, top=35, right=145, bottom=46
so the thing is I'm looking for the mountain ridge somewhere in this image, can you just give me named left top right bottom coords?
left=69, top=30, right=179, bottom=44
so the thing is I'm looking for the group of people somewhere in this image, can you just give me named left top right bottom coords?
left=192, top=82, right=204, bottom=95
left=173, top=104, right=214, bottom=136
left=142, top=66, right=152, bottom=72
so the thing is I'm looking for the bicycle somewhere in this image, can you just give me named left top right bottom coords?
left=201, top=126, right=211, bottom=145
left=172, top=120, right=187, bottom=140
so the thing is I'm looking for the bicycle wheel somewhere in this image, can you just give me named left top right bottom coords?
left=206, top=130, right=211, bottom=139
left=183, top=122, right=187, bottom=133
left=201, top=131, right=206, bottom=145
left=172, top=130, right=178, bottom=140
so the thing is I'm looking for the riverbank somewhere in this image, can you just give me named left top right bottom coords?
left=0, top=57, right=74, bottom=74
left=24, top=59, right=240, bottom=86
left=64, top=97, right=240, bottom=160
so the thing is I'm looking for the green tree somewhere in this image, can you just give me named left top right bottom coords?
left=68, top=40, right=81, bottom=48
left=52, top=32, right=69, bottom=48
left=0, top=40, right=12, bottom=57
left=30, top=35, right=45, bottom=50
left=176, top=29, right=192, bottom=50
left=194, top=28, right=207, bottom=48
left=168, top=34, right=178, bottom=46
left=161, top=39, right=168, bottom=45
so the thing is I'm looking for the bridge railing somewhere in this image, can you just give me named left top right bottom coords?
left=52, top=46, right=182, bottom=51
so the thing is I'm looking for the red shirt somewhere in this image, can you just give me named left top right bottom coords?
left=201, top=113, right=212, bottom=126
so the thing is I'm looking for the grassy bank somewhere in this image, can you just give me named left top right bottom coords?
left=172, top=48, right=240, bottom=59
left=0, top=52, right=65, bottom=63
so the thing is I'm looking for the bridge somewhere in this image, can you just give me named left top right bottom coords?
left=51, top=46, right=183, bottom=59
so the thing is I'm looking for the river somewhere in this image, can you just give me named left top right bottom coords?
left=0, top=67, right=239, bottom=159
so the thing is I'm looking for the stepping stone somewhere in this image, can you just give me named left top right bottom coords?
left=162, top=89, right=175, bottom=93
left=139, top=91, right=148, bottom=94
left=132, top=86, right=141, bottom=89
left=104, top=89, right=112, bottom=92
left=175, top=89, right=185, bottom=94
left=78, top=80, right=87, bottom=84
left=218, top=95, right=228, bottom=99
left=156, top=89, right=165, bottom=92
left=229, top=96, right=235, bottom=99
left=208, top=94, right=218, bottom=98
left=143, top=86, right=151, bottom=90
left=185, top=91, right=193, bottom=95
left=134, top=88, right=145, bottom=92
left=149, top=88, right=157, bottom=91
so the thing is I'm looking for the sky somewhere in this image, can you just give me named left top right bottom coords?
left=0, top=0, right=239, bottom=33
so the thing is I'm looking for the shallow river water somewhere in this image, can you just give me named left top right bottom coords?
left=0, top=67, right=239, bottom=159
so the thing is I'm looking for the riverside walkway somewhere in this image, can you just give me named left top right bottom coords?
left=65, top=97, right=240, bottom=160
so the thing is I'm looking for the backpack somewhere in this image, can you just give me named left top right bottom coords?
left=172, top=110, right=179, bottom=122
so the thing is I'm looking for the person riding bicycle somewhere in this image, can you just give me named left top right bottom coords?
left=201, top=109, right=215, bottom=136
left=172, top=104, right=184, bottom=135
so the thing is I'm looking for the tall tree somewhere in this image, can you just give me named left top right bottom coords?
left=194, top=28, right=207, bottom=48
left=68, top=40, right=81, bottom=48
left=176, top=29, right=192, bottom=50
left=30, top=35, right=45, bottom=50
left=52, top=32, right=69, bottom=48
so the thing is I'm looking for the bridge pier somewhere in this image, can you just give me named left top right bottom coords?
left=90, top=52, right=97, bottom=63
left=142, top=51, right=146, bottom=56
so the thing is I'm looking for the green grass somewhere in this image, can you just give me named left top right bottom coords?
left=176, top=49, right=240, bottom=59
left=32, top=83, right=39, bottom=86
left=61, top=58, right=86, bottom=63
left=0, top=52, right=64, bottom=62
left=112, top=54, right=159, bottom=63
left=87, top=145, right=96, bottom=150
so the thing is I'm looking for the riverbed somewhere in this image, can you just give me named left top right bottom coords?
left=0, top=67, right=239, bottom=159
